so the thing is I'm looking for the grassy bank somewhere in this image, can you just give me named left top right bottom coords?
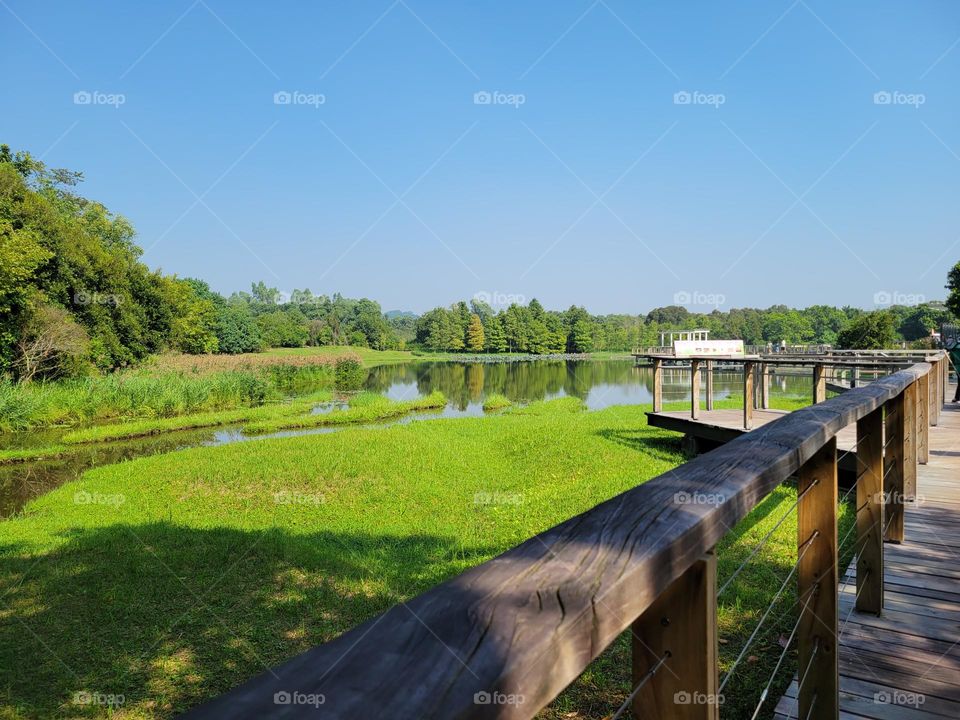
left=0, top=398, right=839, bottom=719
left=0, top=365, right=337, bottom=433
left=243, top=391, right=447, bottom=434
left=59, top=391, right=334, bottom=445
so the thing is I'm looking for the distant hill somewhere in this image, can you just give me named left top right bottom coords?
left=385, top=310, right=418, bottom=320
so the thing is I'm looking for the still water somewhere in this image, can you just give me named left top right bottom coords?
left=367, top=359, right=815, bottom=412
left=1, top=360, right=814, bottom=516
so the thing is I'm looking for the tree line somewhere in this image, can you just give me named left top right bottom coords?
left=409, top=299, right=955, bottom=355
left=2, top=144, right=958, bottom=382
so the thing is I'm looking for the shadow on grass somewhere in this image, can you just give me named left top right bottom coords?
left=0, top=524, right=496, bottom=718
left=593, top=428, right=684, bottom=463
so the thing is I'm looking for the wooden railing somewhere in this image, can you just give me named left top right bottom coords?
left=182, top=354, right=946, bottom=720
left=648, top=353, right=947, bottom=431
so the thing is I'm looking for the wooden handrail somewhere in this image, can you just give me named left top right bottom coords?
left=181, top=361, right=937, bottom=720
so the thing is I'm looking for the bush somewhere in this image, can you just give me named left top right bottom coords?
left=334, top=357, right=366, bottom=391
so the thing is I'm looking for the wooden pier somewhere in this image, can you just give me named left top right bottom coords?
left=775, top=388, right=960, bottom=719
left=182, top=350, right=957, bottom=720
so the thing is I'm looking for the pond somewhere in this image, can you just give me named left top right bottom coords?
left=1, top=359, right=816, bottom=517
left=366, top=359, right=817, bottom=411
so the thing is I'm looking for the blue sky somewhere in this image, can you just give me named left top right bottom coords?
left=3, top=1, right=959, bottom=314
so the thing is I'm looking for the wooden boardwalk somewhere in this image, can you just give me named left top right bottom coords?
left=775, top=388, right=960, bottom=719
left=648, top=408, right=859, bottom=452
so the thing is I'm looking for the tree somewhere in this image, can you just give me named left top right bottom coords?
left=836, top=311, right=897, bottom=349
left=899, top=303, right=951, bottom=342
left=216, top=304, right=262, bottom=353
left=946, top=261, right=960, bottom=318
left=257, top=310, right=308, bottom=348
left=251, top=281, right=279, bottom=305
left=484, top=315, right=507, bottom=352
left=12, top=303, right=89, bottom=381
left=165, top=279, right=219, bottom=354
left=646, top=305, right=690, bottom=325
left=565, top=306, right=595, bottom=353
left=466, top=314, right=485, bottom=352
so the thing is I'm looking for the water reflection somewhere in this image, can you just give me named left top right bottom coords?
left=367, top=360, right=815, bottom=410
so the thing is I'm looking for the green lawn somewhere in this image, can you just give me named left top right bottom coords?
left=0, top=398, right=841, bottom=719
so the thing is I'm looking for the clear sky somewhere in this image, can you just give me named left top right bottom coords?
left=3, top=1, right=959, bottom=314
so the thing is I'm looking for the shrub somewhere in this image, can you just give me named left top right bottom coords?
left=334, top=357, right=366, bottom=390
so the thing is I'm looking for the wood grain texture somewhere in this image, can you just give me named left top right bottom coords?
left=797, top=438, right=839, bottom=720
left=884, top=394, right=905, bottom=544
left=632, top=552, right=718, bottom=720
left=691, top=359, right=701, bottom=420
left=856, top=407, right=884, bottom=615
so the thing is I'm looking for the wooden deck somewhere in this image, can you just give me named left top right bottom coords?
left=648, top=408, right=859, bottom=452
left=775, top=388, right=960, bottom=719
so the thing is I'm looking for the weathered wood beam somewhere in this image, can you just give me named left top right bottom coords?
left=652, top=358, right=663, bottom=413
left=884, top=393, right=905, bottom=544
left=691, top=359, right=701, bottom=420
left=798, top=438, right=839, bottom=720
left=856, top=406, right=883, bottom=615
left=632, top=552, right=718, bottom=720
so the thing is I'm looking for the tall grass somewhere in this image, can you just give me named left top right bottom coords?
left=0, top=365, right=338, bottom=432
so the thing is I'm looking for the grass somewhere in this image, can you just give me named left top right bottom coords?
left=262, top=346, right=414, bottom=366
left=242, top=391, right=447, bottom=434
left=60, top=392, right=333, bottom=445
left=0, top=365, right=334, bottom=433
left=0, top=396, right=842, bottom=719
left=0, top=445, right=70, bottom=465
left=481, top=393, right=512, bottom=412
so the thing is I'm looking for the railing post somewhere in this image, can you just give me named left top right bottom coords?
left=944, top=353, right=950, bottom=404
left=691, top=359, right=701, bottom=420
left=761, top=363, right=770, bottom=409
left=884, top=393, right=905, bottom=544
left=903, top=382, right=917, bottom=500
left=850, top=365, right=859, bottom=389
left=743, top=361, right=755, bottom=430
left=917, top=371, right=929, bottom=464
left=797, top=438, right=838, bottom=720
left=705, top=360, right=714, bottom=411
left=856, top=407, right=884, bottom=615
left=632, top=551, right=718, bottom=720
left=812, top=363, right=826, bottom=404
left=652, top=358, right=663, bottom=413
left=929, top=359, right=940, bottom=427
